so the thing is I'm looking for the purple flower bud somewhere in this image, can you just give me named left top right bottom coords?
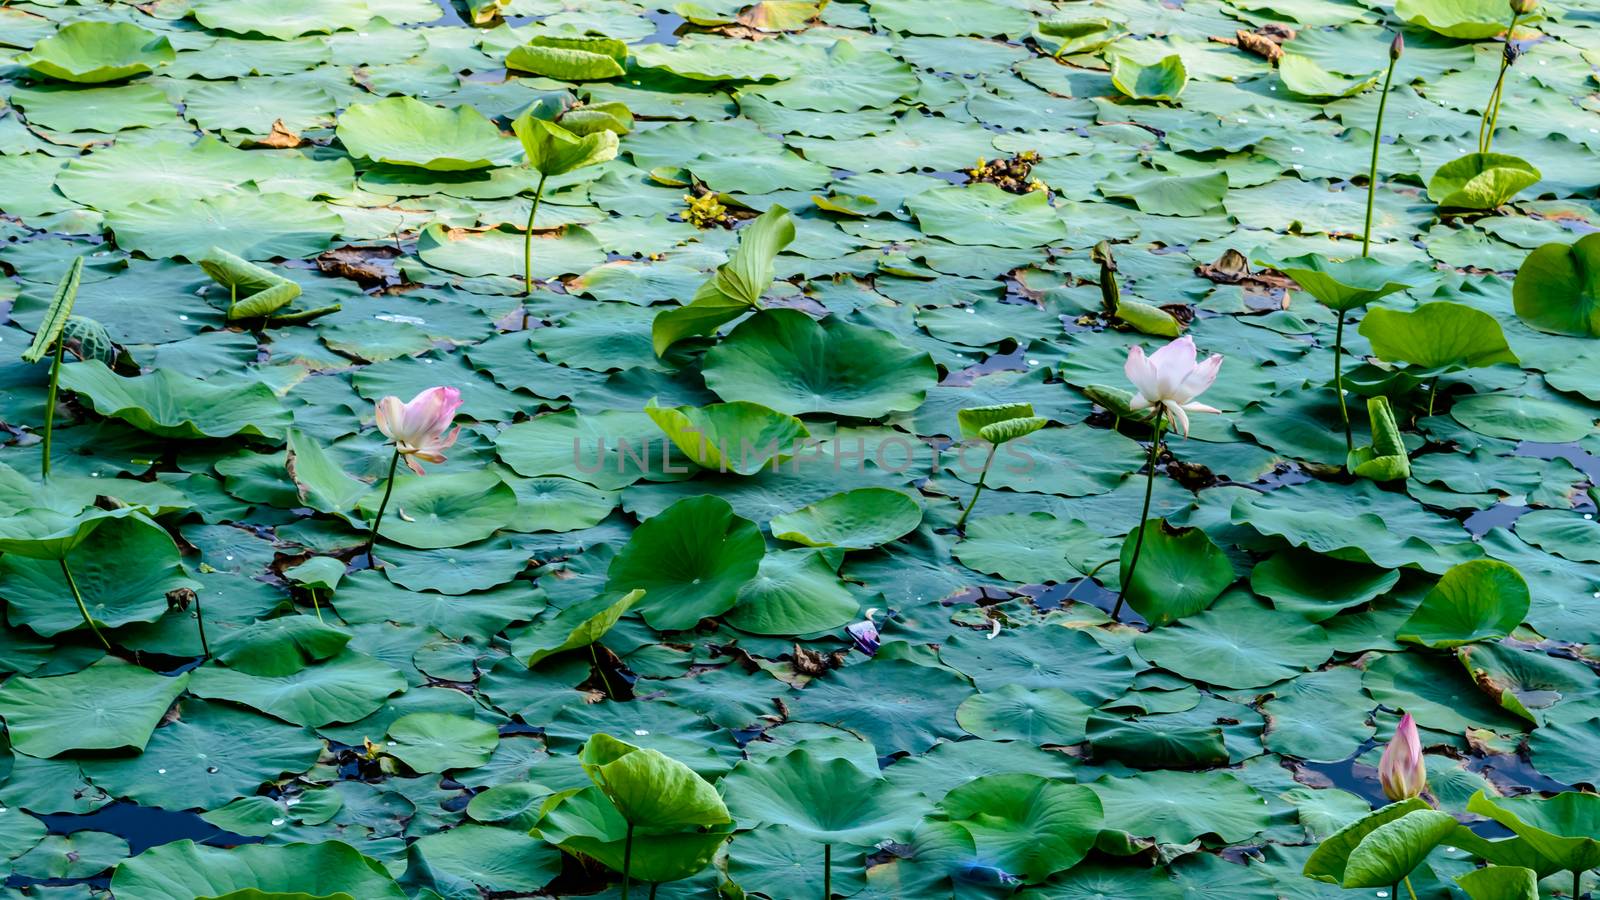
left=1510, top=0, right=1537, bottom=15
left=1390, top=33, right=1404, bottom=60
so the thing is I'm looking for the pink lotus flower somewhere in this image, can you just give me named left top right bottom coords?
left=1378, top=712, right=1427, bottom=802
left=375, top=387, right=462, bottom=475
left=1124, top=335, right=1223, bottom=437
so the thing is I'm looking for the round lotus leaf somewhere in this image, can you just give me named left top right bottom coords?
left=1090, top=769, right=1270, bottom=847
left=936, top=774, right=1102, bottom=883
left=1512, top=233, right=1600, bottom=337
left=1249, top=550, right=1400, bottom=622
left=606, top=494, right=764, bottom=631
left=940, top=626, right=1136, bottom=706
left=109, top=840, right=407, bottom=899
left=1118, top=518, right=1235, bottom=627
left=768, top=487, right=922, bottom=550
left=1109, top=53, right=1188, bottom=101
left=1450, top=393, right=1594, bottom=442
left=1427, top=153, right=1542, bottom=210
left=384, top=712, right=499, bottom=773
left=12, top=830, right=129, bottom=880
left=0, top=659, right=189, bottom=758
left=187, top=651, right=406, bottom=727
left=720, top=747, right=922, bottom=844
left=702, top=309, right=937, bottom=418
left=537, top=784, right=731, bottom=883
left=955, top=684, right=1092, bottom=745
left=189, top=0, right=378, bottom=39
left=1133, top=602, right=1333, bottom=689
left=18, top=22, right=175, bottom=84
left=377, top=535, right=534, bottom=594
left=1395, top=0, right=1540, bottom=38
left=336, top=97, right=518, bottom=171
left=724, top=549, right=859, bottom=635
left=787, top=658, right=972, bottom=754
left=1397, top=559, right=1530, bottom=648
left=359, top=469, right=517, bottom=550
left=58, top=360, right=291, bottom=440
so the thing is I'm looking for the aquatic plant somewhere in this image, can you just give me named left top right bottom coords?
left=953, top=402, right=1046, bottom=531
left=367, top=386, right=461, bottom=560
left=511, top=111, right=618, bottom=296
left=21, top=257, right=83, bottom=480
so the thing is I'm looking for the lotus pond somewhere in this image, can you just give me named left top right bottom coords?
left=2, top=0, right=1600, bottom=897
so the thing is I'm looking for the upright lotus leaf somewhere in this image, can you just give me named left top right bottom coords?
left=1117, top=519, right=1233, bottom=626
left=1512, top=233, right=1600, bottom=337
left=109, top=840, right=407, bottom=900
left=1263, top=254, right=1426, bottom=311
left=725, top=550, right=859, bottom=634
left=1348, top=396, right=1411, bottom=481
left=18, top=22, right=175, bottom=83
left=1427, top=153, right=1542, bottom=211
left=720, top=748, right=921, bottom=844
left=59, top=360, right=291, bottom=440
left=1456, top=866, right=1539, bottom=900
left=579, top=733, right=731, bottom=830
left=511, top=114, right=619, bottom=177
left=1398, top=559, right=1529, bottom=648
left=536, top=786, right=732, bottom=883
left=651, top=206, right=795, bottom=355
left=0, top=506, right=138, bottom=561
left=559, top=101, right=634, bottom=136
left=768, top=488, right=922, bottom=549
left=1395, top=0, right=1540, bottom=38
left=0, top=659, right=189, bottom=758
left=1467, top=791, right=1600, bottom=875
left=510, top=588, right=644, bottom=667
left=702, top=310, right=937, bottom=417
left=957, top=402, right=1048, bottom=445
left=506, top=35, right=628, bottom=79
left=1340, top=809, right=1459, bottom=887
left=21, top=257, right=83, bottom=366
left=1303, top=798, right=1432, bottom=885
left=644, top=398, right=809, bottom=475
left=336, top=97, right=517, bottom=171
left=1036, top=17, right=1119, bottom=57
left=1358, top=302, right=1518, bottom=375
left=197, top=248, right=302, bottom=321
left=285, top=430, right=368, bottom=518
left=1108, top=53, right=1187, bottom=101
left=606, top=495, right=764, bottom=630
left=935, top=774, right=1103, bottom=884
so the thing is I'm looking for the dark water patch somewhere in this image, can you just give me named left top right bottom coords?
left=37, top=800, right=260, bottom=856
left=639, top=10, right=685, bottom=46
left=1240, top=462, right=1312, bottom=493
left=1464, top=502, right=1530, bottom=536
left=941, top=345, right=1032, bottom=386
left=1517, top=440, right=1600, bottom=482
left=1468, top=751, right=1575, bottom=796
left=1293, top=742, right=1387, bottom=807
left=924, top=169, right=971, bottom=185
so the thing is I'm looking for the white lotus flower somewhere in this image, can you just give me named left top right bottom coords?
left=1124, top=336, right=1223, bottom=437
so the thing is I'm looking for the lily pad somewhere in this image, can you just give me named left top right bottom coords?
left=1512, top=233, right=1600, bottom=337
left=18, top=22, right=175, bottom=84
left=337, top=97, right=517, bottom=171
left=59, top=361, right=290, bottom=440
left=768, top=488, right=922, bottom=550
left=606, top=494, right=764, bottom=631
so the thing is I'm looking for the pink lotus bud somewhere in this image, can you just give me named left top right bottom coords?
left=1510, top=0, right=1537, bottom=15
left=374, top=386, right=462, bottom=475
left=1390, top=34, right=1404, bottom=60
left=1378, top=713, right=1427, bottom=802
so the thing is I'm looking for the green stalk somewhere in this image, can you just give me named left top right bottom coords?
left=590, top=643, right=615, bottom=697
left=1060, top=557, right=1117, bottom=605
left=1404, top=875, right=1418, bottom=900
left=621, top=822, right=634, bottom=900
left=310, top=588, right=324, bottom=623
left=1574, top=869, right=1581, bottom=899
left=522, top=173, right=549, bottom=297
left=61, top=556, right=110, bottom=650
left=1334, top=315, right=1353, bottom=456
left=1361, top=50, right=1400, bottom=258
left=195, top=592, right=211, bottom=659
left=953, top=443, right=997, bottom=532
left=1111, top=407, right=1165, bottom=622
left=823, top=843, right=832, bottom=900
left=365, top=448, right=402, bottom=564
left=41, top=334, right=65, bottom=480
left=1478, top=14, right=1520, bottom=154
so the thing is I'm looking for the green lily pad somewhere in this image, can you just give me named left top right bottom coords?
left=506, top=35, right=627, bottom=80
left=768, top=488, right=922, bottom=550
left=935, top=773, right=1102, bottom=884
left=385, top=713, right=499, bottom=773
left=337, top=97, right=518, bottom=171
left=1358, top=302, right=1519, bottom=374
left=359, top=470, right=518, bottom=550
left=188, top=651, right=406, bottom=727
left=724, top=549, right=859, bottom=635
left=0, top=659, right=189, bottom=758
left=1133, top=602, right=1333, bottom=689
left=1109, top=53, right=1188, bottom=102
left=1512, top=233, right=1600, bottom=337
left=721, top=747, right=920, bottom=844
left=1398, top=559, right=1530, bottom=648
left=1395, top=0, right=1537, bottom=39
left=955, top=684, right=1092, bottom=744
left=18, top=22, right=175, bottom=84
left=110, top=840, right=406, bottom=900
left=1450, top=393, right=1594, bottom=442
left=1427, top=153, right=1542, bottom=211
left=1264, top=254, right=1428, bottom=311
left=702, top=310, right=937, bottom=418
left=606, top=494, right=764, bottom=631
left=1118, top=519, right=1235, bottom=627
left=59, top=360, right=290, bottom=440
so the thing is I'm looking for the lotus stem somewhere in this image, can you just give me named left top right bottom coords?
left=1427, top=377, right=1440, bottom=417
left=1362, top=50, right=1399, bottom=257
left=366, top=448, right=402, bottom=566
left=1061, top=557, right=1117, bottom=606
left=954, top=443, right=997, bottom=532
left=1404, top=875, right=1418, bottom=900
left=1478, top=14, right=1520, bottom=155
left=1112, top=406, right=1165, bottom=621
left=590, top=643, right=615, bottom=697
left=1574, top=869, right=1582, bottom=899
left=41, top=333, right=65, bottom=480
left=1334, top=315, right=1353, bottom=456
left=649, top=885, right=657, bottom=900
left=310, top=588, right=324, bottom=623
left=522, top=172, right=549, bottom=297
left=823, top=843, right=832, bottom=900
left=621, top=822, right=634, bottom=900
left=195, top=591, right=210, bottom=659
left=228, top=282, right=237, bottom=320
left=61, top=557, right=109, bottom=650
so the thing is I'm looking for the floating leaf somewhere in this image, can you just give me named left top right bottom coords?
left=1398, top=559, right=1530, bottom=648
left=506, top=35, right=627, bottom=80
left=1108, top=53, right=1188, bottom=101
left=768, top=488, right=922, bottom=550
left=606, top=495, right=764, bottom=631
left=18, top=22, right=174, bottom=84
left=336, top=97, right=517, bottom=171
left=1118, top=519, right=1234, bottom=626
